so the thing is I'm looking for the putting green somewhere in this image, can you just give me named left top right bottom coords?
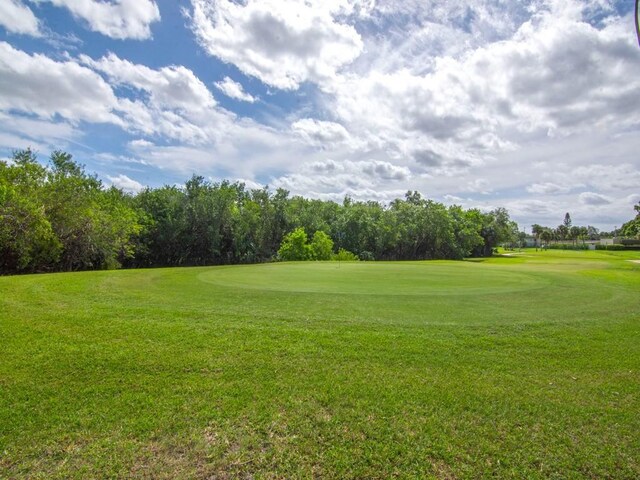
left=198, top=261, right=548, bottom=296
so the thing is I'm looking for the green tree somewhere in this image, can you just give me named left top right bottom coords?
left=310, top=230, right=334, bottom=260
left=134, top=186, right=187, bottom=266
left=45, top=151, right=141, bottom=270
left=475, top=208, right=518, bottom=256
left=555, top=224, right=568, bottom=241
left=540, top=228, right=553, bottom=245
left=277, top=227, right=312, bottom=261
left=531, top=224, right=544, bottom=247
left=0, top=150, right=61, bottom=272
left=621, top=202, right=640, bottom=238
left=449, top=206, right=484, bottom=258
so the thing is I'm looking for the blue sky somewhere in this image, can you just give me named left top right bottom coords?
left=0, top=0, right=638, bottom=230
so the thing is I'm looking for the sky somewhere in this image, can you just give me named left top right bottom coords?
left=0, top=0, right=639, bottom=231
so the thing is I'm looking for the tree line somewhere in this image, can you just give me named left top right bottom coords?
left=530, top=213, right=599, bottom=246
left=531, top=209, right=640, bottom=246
left=1, top=149, right=523, bottom=274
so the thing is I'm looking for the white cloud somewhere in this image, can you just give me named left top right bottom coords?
left=235, top=178, right=264, bottom=191
left=188, top=0, right=363, bottom=89
left=43, top=0, right=160, bottom=40
left=0, top=0, right=41, bottom=36
left=325, top=7, right=640, bottom=173
left=292, top=119, right=350, bottom=147
left=214, top=76, right=256, bottom=102
left=443, top=194, right=465, bottom=204
left=107, top=174, right=145, bottom=193
left=464, top=178, right=492, bottom=195
left=0, top=42, right=120, bottom=124
left=0, top=112, right=78, bottom=144
left=80, top=52, right=235, bottom=144
left=82, top=53, right=216, bottom=112
left=0, top=45, right=296, bottom=175
left=526, top=182, right=573, bottom=195
left=360, top=160, right=410, bottom=181
left=272, top=158, right=411, bottom=202
left=1, top=0, right=638, bottom=232
left=579, top=191, right=612, bottom=206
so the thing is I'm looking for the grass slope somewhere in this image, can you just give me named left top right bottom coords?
left=1, top=250, right=639, bottom=479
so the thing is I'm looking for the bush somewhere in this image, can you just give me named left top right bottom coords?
left=620, top=239, right=640, bottom=246
left=358, top=250, right=375, bottom=261
left=277, top=228, right=312, bottom=261
left=332, top=248, right=359, bottom=261
left=596, top=244, right=632, bottom=251
left=310, top=231, right=334, bottom=260
left=546, top=243, right=589, bottom=250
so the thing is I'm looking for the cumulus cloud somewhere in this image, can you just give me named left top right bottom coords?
left=0, top=44, right=299, bottom=176
left=443, top=194, right=465, bottom=204
left=526, top=182, right=573, bottom=195
left=107, top=174, right=145, bottom=193
left=322, top=2, right=640, bottom=177
left=1, top=0, right=638, bottom=231
left=43, top=0, right=160, bottom=40
left=0, top=44, right=233, bottom=145
left=272, top=158, right=411, bottom=202
left=360, top=160, right=410, bottom=181
left=188, top=0, right=363, bottom=89
left=214, top=76, right=256, bottom=102
left=0, top=0, right=41, bottom=36
left=292, top=119, right=350, bottom=147
left=0, top=42, right=120, bottom=124
left=80, top=52, right=237, bottom=144
left=0, top=112, right=78, bottom=144
left=82, top=53, right=216, bottom=112
left=579, top=191, right=612, bottom=206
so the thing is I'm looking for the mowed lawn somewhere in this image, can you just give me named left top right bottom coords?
left=1, top=251, right=639, bottom=479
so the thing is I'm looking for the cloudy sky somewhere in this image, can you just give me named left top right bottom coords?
left=0, top=0, right=639, bottom=230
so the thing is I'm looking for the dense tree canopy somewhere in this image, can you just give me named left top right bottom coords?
left=1, top=149, right=522, bottom=274
left=1, top=149, right=141, bottom=273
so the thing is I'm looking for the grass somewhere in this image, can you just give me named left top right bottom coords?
left=1, top=249, right=639, bottom=479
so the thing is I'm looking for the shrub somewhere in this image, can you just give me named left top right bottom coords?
left=332, top=248, right=359, bottom=261
left=310, top=231, right=334, bottom=261
left=596, top=244, right=633, bottom=251
left=620, top=239, right=640, bottom=246
left=277, top=228, right=312, bottom=261
left=358, top=250, right=375, bottom=261
left=546, top=243, right=589, bottom=250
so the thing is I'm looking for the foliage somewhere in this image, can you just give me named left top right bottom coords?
left=1, top=149, right=527, bottom=274
left=595, top=244, right=640, bottom=251
left=621, top=202, right=640, bottom=238
left=0, top=149, right=142, bottom=273
left=331, top=248, right=359, bottom=261
left=309, top=230, right=334, bottom=260
left=277, top=228, right=340, bottom=261
left=277, top=227, right=312, bottom=261
left=546, top=243, right=589, bottom=250
left=533, top=215, right=595, bottom=247
left=0, top=151, right=61, bottom=272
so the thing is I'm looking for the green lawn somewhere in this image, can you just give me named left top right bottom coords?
left=1, top=250, right=639, bottom=478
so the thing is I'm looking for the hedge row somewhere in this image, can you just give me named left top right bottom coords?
left=546, top=243, right=590, bottom=250
left=595, top=244, right=640, bottom=251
